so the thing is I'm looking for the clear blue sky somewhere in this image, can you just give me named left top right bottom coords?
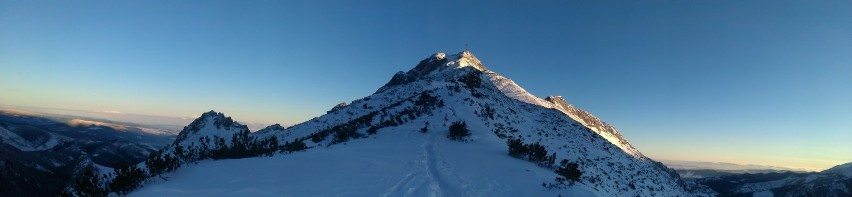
left=1, top=0, right=850, bottom=170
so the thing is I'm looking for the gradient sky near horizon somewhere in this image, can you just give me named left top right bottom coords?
left=1, top=0, right=850, bottom=170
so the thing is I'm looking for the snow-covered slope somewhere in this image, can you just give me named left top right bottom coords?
left=134, top=51, right=697, bottom=196
left=543, top=96, right=642, bottom=157
left=134, top=125, right=598, bottom=197
left=0, top=126, right=62, bottom=151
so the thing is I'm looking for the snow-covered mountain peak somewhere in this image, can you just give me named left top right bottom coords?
left=378, top=51, right=644, bottom=159
left=449, top=50, right=487, bottom=71
left=199, top=110, right=220, bottom=118
left=132, top=51, right=699, bottom=196
left=278, top=51, right=688, bottom=195
left=173, top=110, right=248, bottom=146
left=377, top=51, right=489, bottom=93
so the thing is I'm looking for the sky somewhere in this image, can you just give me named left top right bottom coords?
left=1, top=0, right=850, bottom=171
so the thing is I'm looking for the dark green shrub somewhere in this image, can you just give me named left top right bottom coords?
left=447, top=121, right=471, bottom=141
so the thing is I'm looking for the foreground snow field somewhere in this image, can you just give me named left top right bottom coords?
left=132, top=124, right=596, bottom=196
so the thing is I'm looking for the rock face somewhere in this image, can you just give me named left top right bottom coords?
left=256, top=124, right=286, bottom=133
left=327, top=102, right=348, bottom=114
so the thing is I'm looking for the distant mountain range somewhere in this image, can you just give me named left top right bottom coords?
left=663, top=160, right=811, bottom=172
left=693, top=162, right=851, bottom=197
left=0, top=109, right=176, bottom=196
left=0, top=105, right=271, bottom=131
left=660, top=159, right=851, bottom=196
left=662, top=160, right=811, bottom=179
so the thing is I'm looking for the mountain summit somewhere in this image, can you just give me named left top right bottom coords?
left=173, top=110, right=248, bottom=147
left=128, top=51, right=702, bottom=196
left=379, top=51, right=486, bottom=93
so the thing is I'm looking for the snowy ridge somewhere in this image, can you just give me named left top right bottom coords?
left=449, top=51, right=487, bottom=71
left=487, top=73, right=554, bottom=107
left=824, top=162, right=852, bottom=178
left=136, top=51, right=697, bottom=196
left=544, top=96, right=642, bottom=158
left=487, top=72, right=642, bottom=158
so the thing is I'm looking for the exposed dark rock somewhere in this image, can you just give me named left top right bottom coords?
left=327, top=102, right=348, bottom=114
